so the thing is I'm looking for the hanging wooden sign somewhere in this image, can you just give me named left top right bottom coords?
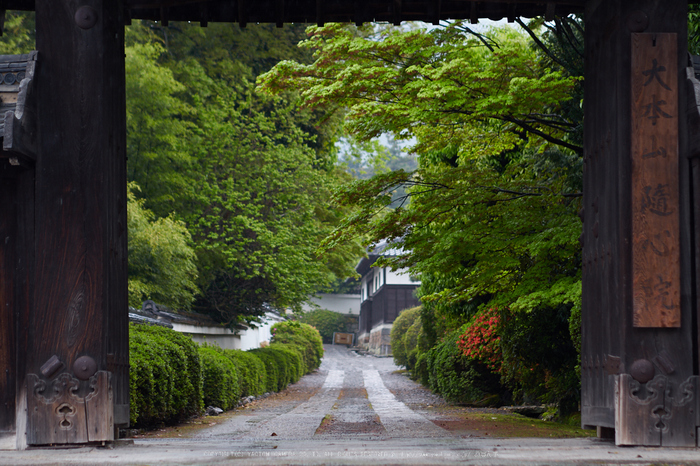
left=631, top=33, right=680, bottom=327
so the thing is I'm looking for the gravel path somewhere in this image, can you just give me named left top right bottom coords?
left=2, top=345, right=700, bottom=465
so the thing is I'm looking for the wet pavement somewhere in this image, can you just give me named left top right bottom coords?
left=1, top=345, right=700, bottom=465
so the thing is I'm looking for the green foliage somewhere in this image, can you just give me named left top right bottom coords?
left=129, top=330, right=170, bottom=425
left=260, top=19, right=585, bottom=412
left=128, top=182, right=199, bottom=310
left=271, top=333, right=320, bottom=373
left=129, top=323, right=203, bottom=426
left=223, top=350, right=267, bottom=397
left=413, top=351, right=430, bottom=387
left=269, top=344, right=305, bottom=381
left=128, top=320, right=319, bottom=426
left=690, top=5, right=700, bottom=56
left=0, top=11, right=35, bottom=55
left=124, top=22, right=363, bottom=323
left=259, top=22, right=581, bottom=155
left=569, top=299, right=582, bottom=356
left=271, top=321, right=324, bottom=368
left=247, top=321, right=324, bottom=392
left=426, top=329, right=503, bottom=406
left=297, top=309, right=352, bottom=344
left=499, top=305, right=579, bottom=412
left=248, top=348, right=281, bottom=393
left=404, top=317, right=428, bottom=371
left=390, top=306, right=420, bottom=368
left=260, top=21, right=583, bottom=322
left=198, top=345, right=241, bottom=410
left=248, top=346, right=303, bottom=392
left=125, top=41, right=195, bottom=213
left=389, top=306, right=428, bottom=372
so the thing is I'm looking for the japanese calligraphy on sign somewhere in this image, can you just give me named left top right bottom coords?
left=631, top=33, right=680, bottom=328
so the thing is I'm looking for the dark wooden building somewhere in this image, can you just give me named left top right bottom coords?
left=357, top=242, right=421, bottom=355
left=2, top=0, right=700, bottom=449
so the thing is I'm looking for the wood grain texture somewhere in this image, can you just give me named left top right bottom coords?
left=26, top=0, right=128, bottom=443
left=0, top=161, right=33, bottom=436
left=582, top=1, right=696, bottom=445
left=582, top=0, right=631, bottom=429
left=84, top=371, right=113, bottom=442
left=631, top=33, right=681, bottom=328
left=615, top=374, right=663, bottom=445
left=25, top=373, right=89, bottom=445
left=615, top=374, right=698, bottom=446
left=0, top=170, right=17, bottom=432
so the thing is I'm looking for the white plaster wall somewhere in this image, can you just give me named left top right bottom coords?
left=361, top=274, right=368, bottom=302
left=172, top=312, right=285, bottom=351
left=386, top=267, right=418, bottom=285
left=302, top=293, right=361, bottom=314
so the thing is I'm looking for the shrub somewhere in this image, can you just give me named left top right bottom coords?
left=129, top=323, right=203, bottom=426
left=248, top=347, right=281, bottom=393
left=269, top=344, right=305, bottom=381
left=271, top=321, right=323, bottom=366
left=270, top=333, right=320, bottom=371
left=500, top=305, right=579, bottom=413
left=128, top=319, right=322, bottom=427
left=252, top=344, right=309, bottom=391
left=404, top=316, right=428, bottom=371
left=390, top=306, right=420, bottom=368
left=413, top=351, right=430, bottom=387
left=129, top=330, right=171, bottom=426
left=199, top=345, right=241, bottom=410
left=426, top=328, right=503, bottom=406
left=224, top=349, right=267, bottom=398
left=457, top=308, right=502, bottom=373
left=132, top=323, right=203, bottom=417
left=297, top=309, right=352, bottom=343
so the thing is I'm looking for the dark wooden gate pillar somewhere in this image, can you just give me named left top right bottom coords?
left=582, top=0, right=698, bottom=446
left=0, top=164, right=33, bottom=440
left=11, top=0, right=129, bottom=448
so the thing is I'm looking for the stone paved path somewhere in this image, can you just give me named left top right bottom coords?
left=1, top=345, right=700, bottom=465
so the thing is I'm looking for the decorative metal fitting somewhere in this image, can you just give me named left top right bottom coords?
left=75, top=6, right=98, bottom=30
left=628, top=10, right=649, bottom=33
left=40, top=355, right=65, bottom=379
left=73, top=355, right=97, bottom=381
left=630, top=359, right=655, bottom=383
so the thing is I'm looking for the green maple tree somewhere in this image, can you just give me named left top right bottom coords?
left=259, top=19, right=584, bottom=408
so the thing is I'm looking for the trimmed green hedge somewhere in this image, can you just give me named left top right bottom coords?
left=270, top=333, right=320, bottom=372
left=223, top=349, right=267, bottom=398
left=129, top=323, right=203, bottom=426
left=248, top=345, right=302, bottom=392
left=199, top=345, right=241, bottom=411
left=271, top=321, right=323, bottom=368
left=390, top=306, right=419, bottom=368
left=129, top=319, right=324, bottom=428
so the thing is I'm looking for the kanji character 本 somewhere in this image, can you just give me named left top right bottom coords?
left=641, top=94, right=673, bottom=125
left=642, top=59, right=672, bottom=91
left=641, top=183, right=674, bottom=216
